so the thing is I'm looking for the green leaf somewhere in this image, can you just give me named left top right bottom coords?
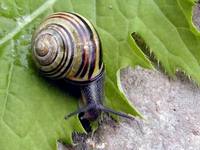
left=0, top=0, right=199, bottom=149
left=0, top=0, right=86, bottom=149
left=130, top=0, right=200, bottom=82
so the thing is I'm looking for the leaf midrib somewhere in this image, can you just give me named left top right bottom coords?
left=0, top=0, right=57, bottom=45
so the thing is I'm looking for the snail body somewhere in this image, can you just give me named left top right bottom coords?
left=32, top=12, right=134, bottom=121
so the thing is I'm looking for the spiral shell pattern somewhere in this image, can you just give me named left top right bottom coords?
left=32, top=12, right=103, bottom=82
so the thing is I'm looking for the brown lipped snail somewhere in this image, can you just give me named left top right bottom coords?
left=31, top=12, right=134, bottom=121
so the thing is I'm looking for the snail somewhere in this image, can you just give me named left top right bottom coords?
left=31, top=12, right=134, bottom=121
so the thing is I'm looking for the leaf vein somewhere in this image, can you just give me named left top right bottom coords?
left=1, top=61, right=14, bottom=119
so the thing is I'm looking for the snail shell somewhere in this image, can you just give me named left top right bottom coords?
left=32, top=12, right=103, bottom=83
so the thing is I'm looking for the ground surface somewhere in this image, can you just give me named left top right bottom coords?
left=58, top=5, right=200, bottom=150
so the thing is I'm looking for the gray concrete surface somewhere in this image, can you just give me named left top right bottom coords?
left=60, top=5, right=200, bottom=150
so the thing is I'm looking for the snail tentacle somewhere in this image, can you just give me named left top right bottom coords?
left=98, top=105, right=135, bottom=120
left=64, top=104, right=93, bottom=120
